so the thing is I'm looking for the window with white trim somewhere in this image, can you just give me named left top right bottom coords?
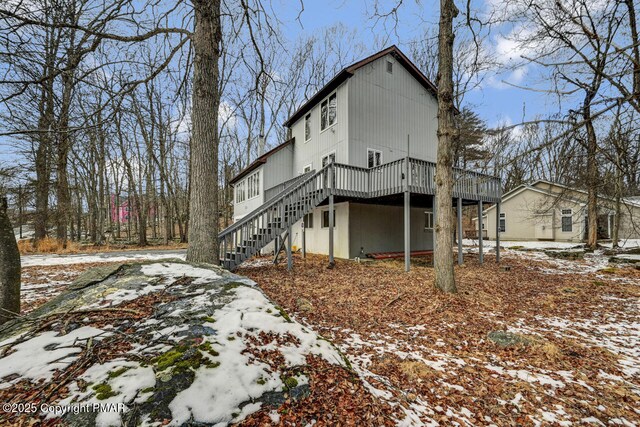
left=303, top=164, right=312, bottom=173
left=322, top=152, right=336, bottom=167
left=320, top=92, right=337, bottom=131
left=561, top=209, right=573, bottom=232
left=304, top=114, right=311, bottom=141
left=424, top=210, right=434, bottom=230
left=367, top=148, right=382, bottom=168
left=499, top=212, right=506, bottom=233
left=235, top=181, right=246, bottom=203
left=303, top=213, right=313, bottom=228
left=321, top=210, right=336, bottom=228
left=247, top=171, right=260, bottom=199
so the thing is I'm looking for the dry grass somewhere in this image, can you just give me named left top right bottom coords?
left=18, top=238, right=187, bottom=255
left=18, top=237, right=80, bottom=254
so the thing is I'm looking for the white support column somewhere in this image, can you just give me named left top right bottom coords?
left=496, top=202, right=501, bottom=263
left=478, top=200, right=484, bottom=264
left=457, top=197, right=463, bottom=265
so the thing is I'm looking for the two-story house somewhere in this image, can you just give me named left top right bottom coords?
left=222, top=46, right=501, bottom=271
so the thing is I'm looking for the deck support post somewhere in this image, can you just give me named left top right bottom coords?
left=495, top=202, right=501, bottom=263
left=404, top=154, right=410, bottom=272
left=287, top=223, right=293, bottom=271
left=478, top=200, right=484, bottom=264
left=404, top=190, right=410, bottom=272
left=328, top=194, right=334, bottom=267
left=457, top=197, right=463, bottom=265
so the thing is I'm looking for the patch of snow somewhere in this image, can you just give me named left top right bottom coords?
left=0, top=327, right=109, bottom=387
left=140, top=262, right=221, bottom=284
left=21, top=251, right=186, bottom=267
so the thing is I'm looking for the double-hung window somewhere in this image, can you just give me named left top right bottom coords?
left=246, top=171, right=260, bottom=199
left=304, top=114, right=311, bottom=142
left=561, top=209, right=573, bottom=232
left=320, top=93, right=337, bottom=131
left=321, top=210, right=336, bottom=228
left=499, top=213, right=506, bottom=233
left=322, top=152, right=336, bottom=167
left=367, top=149, right=382, bottom=168
left=235, top=181, right=246, bottom=203
left=424, top=210, right=434, bottom=230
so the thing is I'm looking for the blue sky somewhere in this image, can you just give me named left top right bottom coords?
left=271, top=0, right=554, bottom=130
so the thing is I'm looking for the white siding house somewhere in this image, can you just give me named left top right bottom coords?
left=477, top=180, right=640, bottom=242
left=225, top=46, right=501, bottom=268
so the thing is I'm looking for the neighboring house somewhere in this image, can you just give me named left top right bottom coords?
left=110, top=195, right=156, bottom=224
left=223, top=46, right=501, bottom=270
left=475, top=180, right=640, bottom=242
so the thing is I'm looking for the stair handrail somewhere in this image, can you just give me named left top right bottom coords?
left=219, top=163, right=332, bottom=239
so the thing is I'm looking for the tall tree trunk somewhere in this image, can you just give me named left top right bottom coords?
left=584, top=92, right=599, bottom=250
left=0, top=197, right=20, bottom=325
left=625, top=0, right=640, bottom=101
left=186, top=0, right=222, bottom=264
left=434, top=0, right=458, bottom=293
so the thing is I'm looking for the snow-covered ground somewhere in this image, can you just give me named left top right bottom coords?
left=20, top=249, right=186, bottom=267
left=463, top=238, right=640, bottom=250
left=2, top=262, right=345, bottom=426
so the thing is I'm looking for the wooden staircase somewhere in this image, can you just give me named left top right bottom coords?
left=218, top=166, right=331, bottom=270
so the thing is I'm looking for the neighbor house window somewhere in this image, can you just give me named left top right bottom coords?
left=247, top=171, right=260, bottom=199
left=235, top=181, right=246, bottom=203
left=304, top=114, right=311, bottom=141
left=561, top=209, right=573, bottom=232
left=320, top=92, right=337, bottom=131
left=499, top=212, right=506, bottom=233
left=367, top=149, right=382, bottom=168
left=303, top=213, right=313, bottom=228
left=321, top=210, right=336, bottom=228
left=322, top=152, right=336, bottom=167
left=386, top=60, right=393, bottom=73
left=424, top=210, right=434, bottom=230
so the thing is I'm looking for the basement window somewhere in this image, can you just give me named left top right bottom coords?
left=321, top=210, right=336, bottom=228
left=561, top=209, right=573, bottom=232
left=424, top=210, right=434, bottom=230
left=304, top=213, right=313, bottom=229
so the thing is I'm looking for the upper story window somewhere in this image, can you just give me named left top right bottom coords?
left=322, top=152, right=336, bottom=167
left=247, top=171, right=260, bottom=199
left=320, top=92, right=337, bottom=131
left=304, top=114, right=311, bottom=141
left=235, top=181, right=246, bottom=203
left=367, top=148, right=382, bottom=168
left=386, top=60, right=393, bottom=73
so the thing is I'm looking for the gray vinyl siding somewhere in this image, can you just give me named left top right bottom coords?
left=263, top=144, right=294, bottom=191
left=348, top=54, right=438, bottom=167
left=289, top=82, right=349, bottom=174
left=348, top=203, right=433, bottom=258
